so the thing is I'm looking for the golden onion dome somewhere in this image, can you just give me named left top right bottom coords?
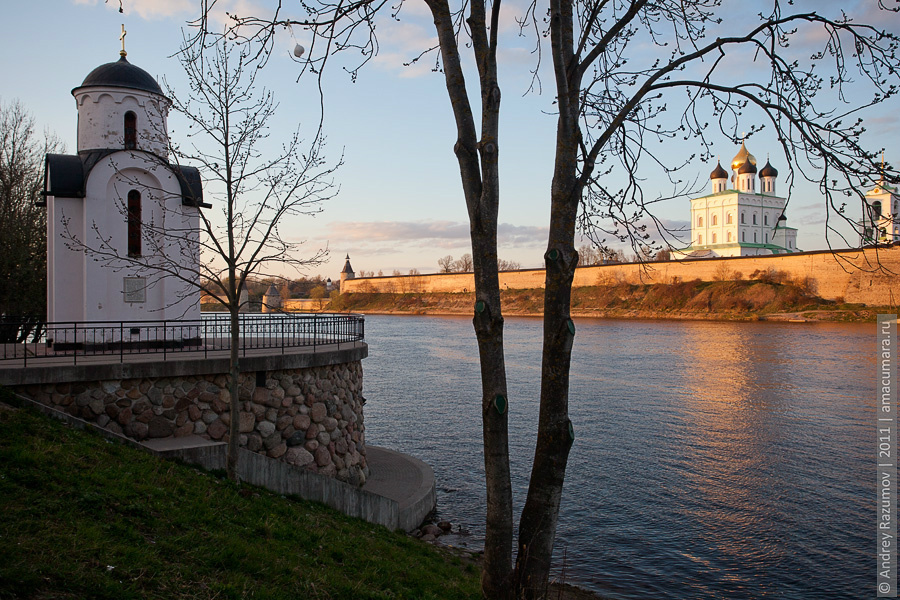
left=731, top=140, right=757, bottom=171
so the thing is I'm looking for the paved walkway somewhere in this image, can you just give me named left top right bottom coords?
left=0, top=340, right=366, bottom=370
left=363, top=446, right=436, bottom=531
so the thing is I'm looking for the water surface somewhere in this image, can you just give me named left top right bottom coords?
left=362, top=315, right=876, bottom=599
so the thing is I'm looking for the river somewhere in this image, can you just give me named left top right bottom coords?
left=360, top=314, right=877, bottom=599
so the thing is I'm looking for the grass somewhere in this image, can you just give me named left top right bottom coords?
left=0, top=394, right=481, bottom=600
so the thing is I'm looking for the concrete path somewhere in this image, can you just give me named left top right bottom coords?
left=363, top=446, right=436, bottom=532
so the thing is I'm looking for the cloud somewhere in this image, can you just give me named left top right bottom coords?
left=324, top=220, right=547, bottom=247
left=370, top=19, right=441, bottom=78
left=791, top=202, right=830, bottom=226
left=74, top=0, right=194, bottom=20
left=865, top=114, right=900, bottom=136
left=74, top=0, right=267, bottom=25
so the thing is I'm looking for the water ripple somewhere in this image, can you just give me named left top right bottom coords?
left=363, top=315, right=876, bottom=599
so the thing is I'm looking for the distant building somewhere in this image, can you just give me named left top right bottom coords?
left=339, top=255, right=355, bottom=292
left=861, top=181, right=900, bottom=244
left=42, top=45, right=208, bottom=323
left=262, top=284, right=282, bottom=313
left=675, top=141, right=799, bottom=259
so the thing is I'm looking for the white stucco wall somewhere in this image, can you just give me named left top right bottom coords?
left=75, top=87, right=170, bottom=157
left=47, top=152, right=202, bottom=325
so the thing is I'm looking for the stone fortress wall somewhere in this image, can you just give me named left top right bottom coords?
left=340, top=246, right=900, bottom=306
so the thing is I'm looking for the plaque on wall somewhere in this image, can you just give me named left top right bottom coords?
left=123, top=277, right=146, bottom=303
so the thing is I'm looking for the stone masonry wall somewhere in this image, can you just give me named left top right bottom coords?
left=17, top=361, right=369, bottom=486
left=340, top=246, right=900, bottom=306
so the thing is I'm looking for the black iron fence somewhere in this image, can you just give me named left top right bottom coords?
left=0, top=313, right=365, bottom=366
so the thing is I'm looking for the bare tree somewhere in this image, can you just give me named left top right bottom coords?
left=437, top=254, right=456, bottom=273
left=0, top=101, right=62, bottom=342
left=497, top=259, right=521, bottom=271
left=205, top=0, right=900, bottom=597
left=175, top=35, right=339, bottom=479
left=61, top=34, right=339, bottom=481
left=576, top=244, right=599, bottom=266
left=453, top=253, right=474, bottom=273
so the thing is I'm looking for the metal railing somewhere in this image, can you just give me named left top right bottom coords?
left=0, top=313, right=365, bottom=366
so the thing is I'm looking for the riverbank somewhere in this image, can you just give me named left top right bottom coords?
left=324, top=280, right=889, bottom=322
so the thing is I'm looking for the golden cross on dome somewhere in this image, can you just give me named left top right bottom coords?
left=120, top=24, right=127, bottom=57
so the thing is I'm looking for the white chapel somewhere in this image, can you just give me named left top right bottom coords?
left=675, top=142, right=800, bottom=259
left=42, top=41, right=208, bottom=324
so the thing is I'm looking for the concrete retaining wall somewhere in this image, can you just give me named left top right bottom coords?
left=340, top=246, right=900, bottom=305
left=237, top=449, right=399, bottom=528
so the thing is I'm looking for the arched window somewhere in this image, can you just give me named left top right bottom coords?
left=873, top=201, right=883, bottom=219
left=712, top=215, right=718, bottom=226
left=698, top=234, right=703, bottom=245
left=742, top=231, right=746, bottom=242
left=764, top=214, right=769, bottom=226
left=127, top=190, right=141, bottom=257
left=765, top=233, right=769, bottom=243
left=712, top=233, right=717, bottom=244
left=741, top=212, right=746, bottom=224
left=754, top=232, right=758, bottom=243
left=727, top=232, right=732, bottom=242
left=726, top=213, right=733, bottom=224
left=124, top=111, right=137, bottom=150
left=698, top=216, right=704, bottom=227
left=752, top=213, right=757, bottom=225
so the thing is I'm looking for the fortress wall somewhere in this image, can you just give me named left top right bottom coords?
left=341, top=246, right=900, bottom=306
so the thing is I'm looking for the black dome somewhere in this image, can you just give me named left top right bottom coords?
left=759, top=160, right=779, bottom=178
left=738, top=160, right=758, bottom=174
left=73, top=56, right=163, bottom=96
left=710, top=162, right=728, bottom=180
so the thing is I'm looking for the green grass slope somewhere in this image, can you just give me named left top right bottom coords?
left=0, top=398, right=480, bottom=600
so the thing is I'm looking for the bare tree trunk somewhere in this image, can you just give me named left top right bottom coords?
left=515, top=0, right=578, bottom=595
left=227, top=304, right=241, bottom=480
left=424, top=0, right=513, bottom=595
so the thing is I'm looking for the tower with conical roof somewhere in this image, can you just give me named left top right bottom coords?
left=339, top=255, right=355, bottom=293
left=262, top=284, right=282, bottom=313
left=676, top=140, right=799, bottom=259
left=42, top=35, right=208, bottom=326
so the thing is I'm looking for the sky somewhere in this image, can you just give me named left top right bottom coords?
left=3, top=0, right=900, bottom=280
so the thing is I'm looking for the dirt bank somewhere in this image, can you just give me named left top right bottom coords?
left=319, top=280, right=888, bottom=322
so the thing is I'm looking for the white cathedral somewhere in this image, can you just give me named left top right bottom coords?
left=675, top=142, right=800, bottom=259
left=42, top=43, right=207, bottom=326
